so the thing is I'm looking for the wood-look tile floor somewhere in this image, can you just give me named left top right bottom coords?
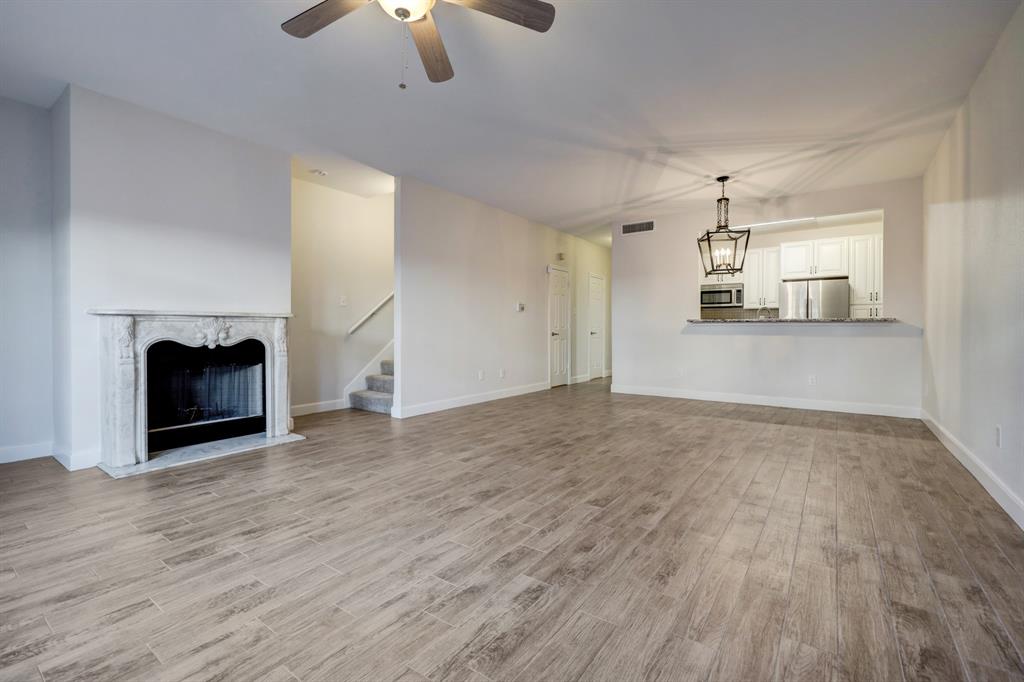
left=3, top=380, right=1024, bottom=682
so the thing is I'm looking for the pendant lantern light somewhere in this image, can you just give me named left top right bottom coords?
left=697, top=176, right=750, bottom=276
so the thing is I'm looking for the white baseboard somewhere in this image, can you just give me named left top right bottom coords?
left=603, top=369, right=612, bottom=378
left=0, top=441, right=53, bottom=465
left=292, top=398, right=349, bottom=417
left=922, top=411, right=1024, bottom=531
left=49, top=447, right=100, bottom=471
left=393, top=381, right=549, bottom=419
left=569, top=374, right=590, bottom=385
left=610, top=384, right=920, bottom=419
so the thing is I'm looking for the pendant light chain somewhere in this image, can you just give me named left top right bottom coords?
left=716, top=177, right=729, bottom=229
left=399, top=23, right=409, bottom=90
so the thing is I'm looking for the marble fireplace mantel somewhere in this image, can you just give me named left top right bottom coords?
left=89, top=309, right=302, bottom=476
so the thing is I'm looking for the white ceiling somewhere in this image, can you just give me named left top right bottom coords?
left=1, top=0, right=1018, bottom=243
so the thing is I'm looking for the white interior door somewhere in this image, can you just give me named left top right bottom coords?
left=587, top=274, right=605, bottom=379
left=548, top=266, right=570, bottom=387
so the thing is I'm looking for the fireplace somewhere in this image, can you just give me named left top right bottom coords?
left=146, top=339, right=266, bottom=454
left=90, top=310, right=301, bottom=474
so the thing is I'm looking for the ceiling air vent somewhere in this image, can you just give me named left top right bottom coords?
left=621, top=220, right=655, bottom=235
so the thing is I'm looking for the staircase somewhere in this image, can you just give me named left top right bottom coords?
left=350, top=359, right=394, bottom=415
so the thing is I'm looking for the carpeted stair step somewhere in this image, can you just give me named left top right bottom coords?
left=350, top=389, right=393, bottom=415
left=380, top=359, right=394, bottom=376
left=366, top=373, right=394, bottom=393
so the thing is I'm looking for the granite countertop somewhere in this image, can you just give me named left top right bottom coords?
left=687, top=317, right=899, bottom=324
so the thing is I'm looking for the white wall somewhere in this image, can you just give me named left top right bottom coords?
left=290, top=179, right=394, bottom=414
left=922, top=4, right=1024, bottom=528
left=0, top=97, right=53, bottom=463
left=53, top=86, right=291, bottom=469
left=51, top=89, right=71, bottom=464
left=613, top=177, right=924, bottom=417
left=394, top=177, right=611, bottom=417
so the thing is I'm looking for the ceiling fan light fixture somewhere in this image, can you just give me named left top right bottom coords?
left=378, top=0, right=436, bottom=22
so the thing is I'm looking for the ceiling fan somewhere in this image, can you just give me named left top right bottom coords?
left=281, top=0, right=556, bottom=83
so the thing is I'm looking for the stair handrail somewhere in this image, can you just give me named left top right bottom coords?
left=347, top=291, right=394, bottom=336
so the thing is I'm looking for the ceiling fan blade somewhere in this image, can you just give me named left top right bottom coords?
left=409, top=12, right=455, bottom=83
left=281, top=0, right=370, bottom=38
left=443, top=0, right=554, bottom=32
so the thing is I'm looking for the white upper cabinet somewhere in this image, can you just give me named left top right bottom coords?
left=743, top=249, right=763, bottom=308
left=813, top=237, right=849, bottom=276
left=780, top=240, right=814, bottom=278
left=742, top=247, right=781, bottom=308
left=780, top=236, right=849, bottom=277
left=849, top=234, right=883, bottom=305
left=876, top=236, right=884, bottom=303
left=762, top=246, right=781, bottom=307
left=849, top=235, right=875, bottom=304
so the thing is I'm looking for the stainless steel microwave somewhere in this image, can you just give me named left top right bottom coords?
left=700, top=283, right=743, bottom=308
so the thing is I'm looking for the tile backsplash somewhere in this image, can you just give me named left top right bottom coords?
left=700, top=307, right=778, bottom=320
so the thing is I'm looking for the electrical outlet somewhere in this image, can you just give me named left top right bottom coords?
left=996, top=425, right=1002, bottom=448
left=808, top=374, right=817, bottom=386
left=498, top=368, right=506, bottom=379
left=477, top=370, right=485, bottom=381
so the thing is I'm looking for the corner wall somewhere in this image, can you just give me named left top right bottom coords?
left=0, top=97, right=53, bottom=463
left=290, top=179, right=394, bottom=414
left=54, top=86, right=292, bottom=469
left=393, top=177, right=611, bottom=417
left=922, top=4, right=1024, bottom=528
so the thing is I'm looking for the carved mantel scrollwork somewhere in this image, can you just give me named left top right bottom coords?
left=114, top=316, right=135, bottom=362
left=193, top=317, right=232, bottom=349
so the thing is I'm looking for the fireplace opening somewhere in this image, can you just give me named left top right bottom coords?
left=146, top=339, right=266, bottom=454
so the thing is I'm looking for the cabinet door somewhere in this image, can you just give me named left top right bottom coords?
left=875, top=236, right=883, bottom=303
left=814, top=237, right=849, bottom=276
left=743, top=249, right=762, bottom=308
left=850, top=305, right=873, bottom=319
left=848, top=235, right=875, bottom=305
left=762, top=247, right=781, bottom=308
left=780, top=241, right=813, bottom=278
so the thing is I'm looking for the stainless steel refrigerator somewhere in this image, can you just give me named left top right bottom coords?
left=779, top=277, right=850, bottom=320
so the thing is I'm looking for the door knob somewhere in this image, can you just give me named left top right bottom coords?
left=551, top=332, right=559, bottom=336
left=590, top=331, right=597, bottom=335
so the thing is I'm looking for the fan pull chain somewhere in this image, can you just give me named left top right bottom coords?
left=399, top=23, right=409, bottom=90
